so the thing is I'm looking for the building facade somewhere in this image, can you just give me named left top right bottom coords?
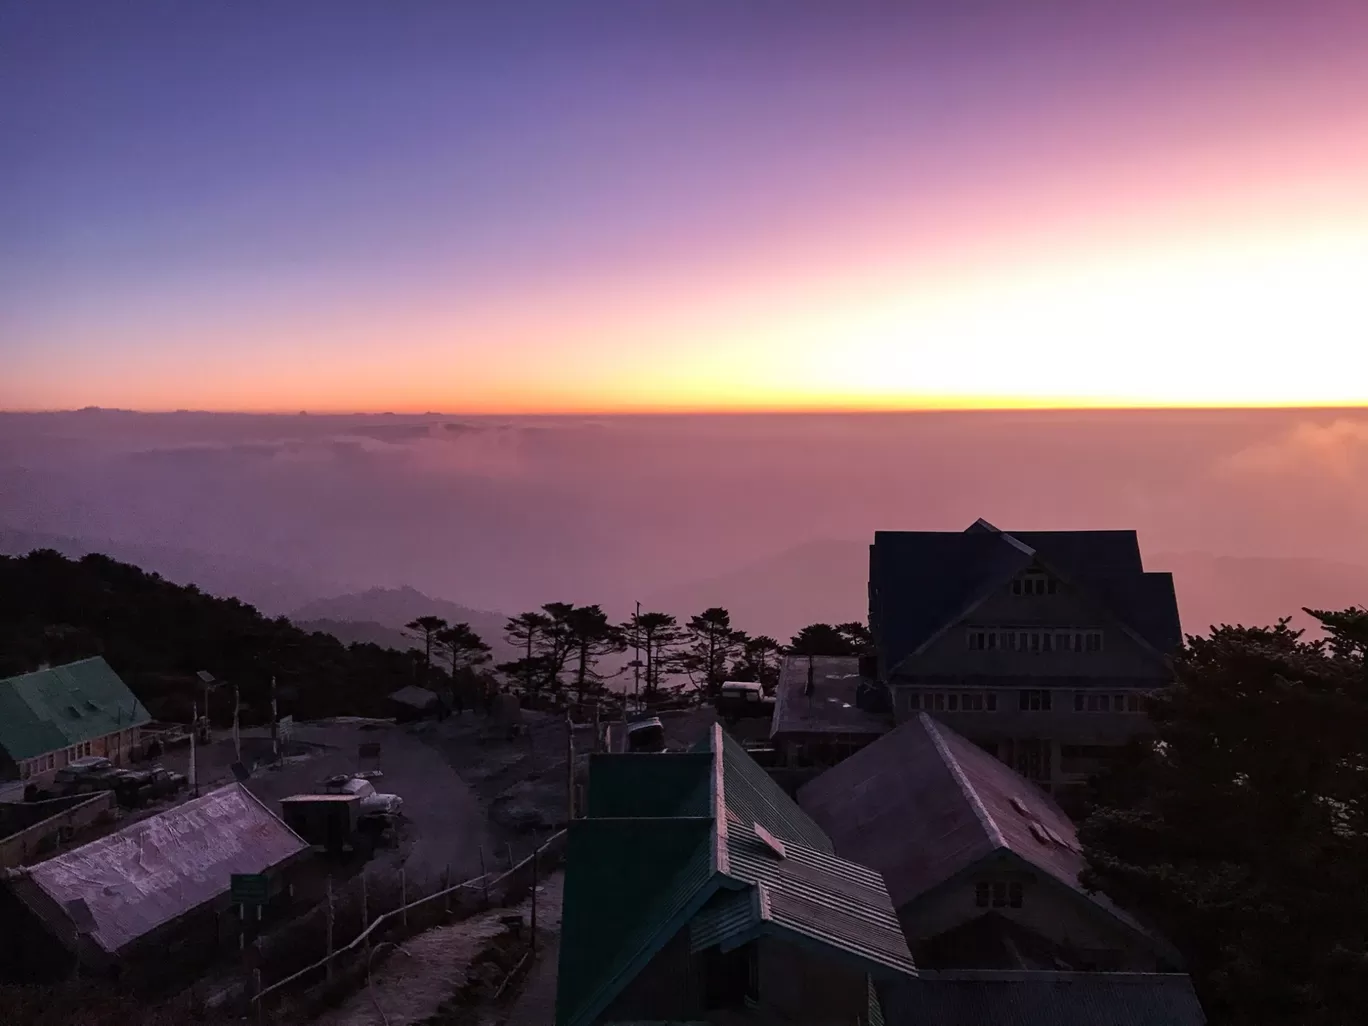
left=0, top=658, right=151, bottom=787
left=869, top=520, right=1180, bottom=803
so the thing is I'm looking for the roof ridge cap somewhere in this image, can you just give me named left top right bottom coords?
left=712, top=723, right=729, bottom=876
left=922, top=714, right=1007, bottom=850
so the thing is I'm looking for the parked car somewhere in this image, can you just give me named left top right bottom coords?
left=624, top=716, right=667, bottom=753
left=25, top=756, right=120, bottom=801
left=113, top=765, right=187, bottom=808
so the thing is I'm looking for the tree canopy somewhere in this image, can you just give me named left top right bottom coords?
left=1080, top=608, right=1368, bottom=1026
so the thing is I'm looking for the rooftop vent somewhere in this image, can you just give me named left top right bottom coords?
left=85, top=700, right=100, bottom=712
left=753, top=823, right=787, bottom=861
left=1029, top=822, right=1052, bottom=846
left=1010, top=796, right=1031, bottom=817
left=66, top=705, right=82, bottom=718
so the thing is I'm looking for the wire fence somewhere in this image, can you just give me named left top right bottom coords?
left=248, top=829, right=567, bottom=1018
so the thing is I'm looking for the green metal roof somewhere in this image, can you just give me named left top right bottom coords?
left=0, top=658, right=150, bottom=762
left=586, top=752, right=714, bottom=819
left=703, top=727, right=834, bottom=853
left=559, top=725, right=915, bottom=1026
left=557, top=816, right=718, bottom=1026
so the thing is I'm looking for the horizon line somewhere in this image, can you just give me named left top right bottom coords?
left=3, top=401, right=1367, bottom=418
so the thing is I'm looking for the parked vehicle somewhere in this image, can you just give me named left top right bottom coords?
left=321, top=773, right=404, bottom=817
left=113, top=765, right=187, bottom=808
left=624, top=716, right=667, bottom=753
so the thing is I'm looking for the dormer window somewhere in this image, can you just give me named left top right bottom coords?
left=1012, top=572, right=1056, bottom=596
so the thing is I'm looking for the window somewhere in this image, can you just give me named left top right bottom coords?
left=976, top=882, right=990, bottom=907
left=967, top=630, right=985, bottom=650
left=1127, top=693, right=1143, bottom=712
left=1009, top=881, right=1023, bottom=907
left=907, top=692, right=921, bottom=712
left=986, top=692, right=997, bottom=712
left=947, top=693, right=959, bottom=711
left=1029, top=632, right=1040, bottom=653
left=986, top=631, right=998, bottom=650
left=992, top=881, right=1008, bottom=907
left=1018, top=690, right=1051, bottom=711
left=1074, top=693, right=1085, bottom=712
left=1041, top=632, right=1053, bottom=653
left=933, top=692, right=945, bottom=711
left=1085, top=631, right=1103, bottom=652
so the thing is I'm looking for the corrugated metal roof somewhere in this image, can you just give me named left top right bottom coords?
left=769, top=654, right=891, bottom=741
left=0, top=658, right=151, bottom=762
left=708, top=727, right=833, bottom=853
left=13, top=783, right=307, bottom=955
left=558, top=726, right=916, bottom=1026
left=689, top=885, right=758, bottom=952
left=725, top=826, right=916, bottom=977
left=880, top=972, right=1206, bottom=1026
left=798, top=713, right=1154, bottom=945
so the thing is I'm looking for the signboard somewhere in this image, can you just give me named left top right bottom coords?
left=278, top=715, right=295, bottom=740
left=358, top=742, right=382, bottom=760
left=230, top=873, right=270, bottom=906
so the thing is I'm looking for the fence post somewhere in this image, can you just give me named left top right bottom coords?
left=325, top=876, right=335, bottom=983
left=566, top=714, right=575, bottom=820
left=361, top=874, right=369, bottom=954
left=253, top=968, right=263, bottom=1025
left=480, top=847, right=489, bottom=908
left=401, top=868, right=408, bottom=929
left=531, top=845, right=539, bottom=954
left=443, top=863, right=451, bottom=916
left=506, top=842, right=514, bottom=872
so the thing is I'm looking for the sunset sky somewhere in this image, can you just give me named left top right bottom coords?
left=4, top=0, right=1368, bottom=413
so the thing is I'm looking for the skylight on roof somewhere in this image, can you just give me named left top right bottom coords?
left=753, top=822, right=787, bottom=860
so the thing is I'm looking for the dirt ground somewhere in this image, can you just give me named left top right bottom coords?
left=311, top=872, right=565, bottom=1026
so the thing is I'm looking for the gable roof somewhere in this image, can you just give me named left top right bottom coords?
left=797, top=714, right=1156, bottom=946
left=869, top=522, right=1181, bottom=673
left=881, top=971, right=1206, bottom=1026
left=8, top=783, right=307, bottom=956
left=0, top=658, right=151, bottom=762
left=557, top=725, right=914, bottom=1026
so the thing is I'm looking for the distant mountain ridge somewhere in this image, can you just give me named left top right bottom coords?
left=0, top=527, right=342, bottom=616
left=288, top=586, right=517, bottom=663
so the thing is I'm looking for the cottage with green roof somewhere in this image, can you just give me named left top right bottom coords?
left=0, top=657, right=151, bottom=785
left=557, top=723, right=916, bottom=1026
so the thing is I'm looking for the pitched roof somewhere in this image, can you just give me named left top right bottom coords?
left=797, top=714, right=1151, bottom=943
left=557, top=725, right=914, bottom=1026
left=0, top=658, right=151, bottom=762
left=870, top=522, right=1181, bottom=672
left=8, top=783, right=307, bottom=956
left=387, top=684, right=439, bottom=709
left=769, top=654, right=891, bottom=741
left=880, top=971, right=1206, bottom=1026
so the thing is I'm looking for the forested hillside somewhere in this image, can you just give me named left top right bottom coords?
left=0, top=549, right=431, bottom=721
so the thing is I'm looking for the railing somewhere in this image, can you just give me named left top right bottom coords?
left=250, top=828, right=567, bottom=1011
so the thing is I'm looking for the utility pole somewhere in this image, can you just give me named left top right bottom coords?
left=270, top=676, right=279, bottom=763
left=189, top=700, right=199, bottom=798
left=565, top=713, right=575, bottom=820
left=232, top=683, right=242, bottom=764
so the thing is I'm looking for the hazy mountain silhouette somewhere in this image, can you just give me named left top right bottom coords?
left=646, top=539, right=1368, bottom=642
left=0, top=528, right=340, bottom=615
left=292, top=618, right=420, bottom=653
left=288, top=586, right=515, bottom=662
